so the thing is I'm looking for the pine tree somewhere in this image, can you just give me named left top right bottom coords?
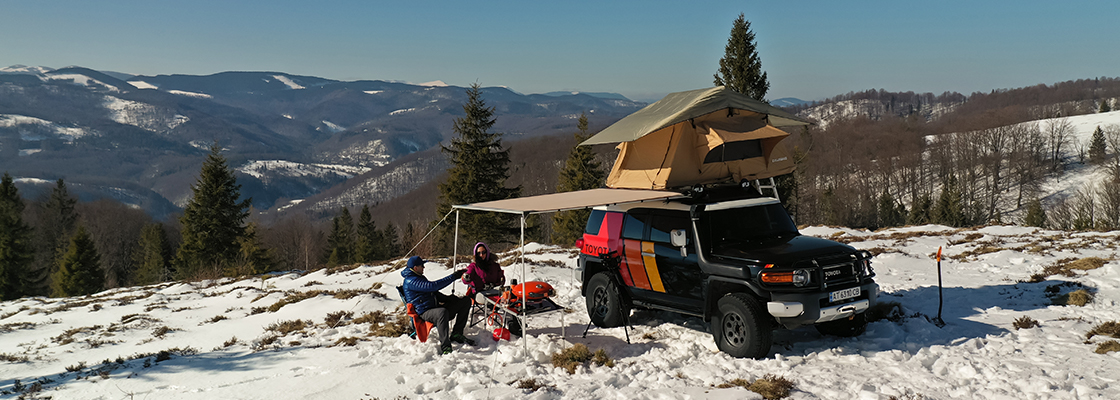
left=382, top=222, right=400, bottom=258
left=877, top=192, right=905, bottom=229
left=235, top=222, right=273, bottom=275
left=354, top=205, right=380, bottom=263
left=0, top=173, right=35, bottom=300
left=1090, top=125, right=1108, bottom=164
left=907, top=194, right=933, bottom=225
left=174, top=142, right=251, bottom=279
left=26, top=179, right=78, bottom=297
left=51, top=226, right=103, bottom=297
left=326, top=207, right=355, bottom=266
left=932, top=176, right=966, bottom=227
left=1100, top=100, right=1112, bottom=113
left=1023, top=198, right=1047, bottom=228
left=553, top=113, right=605, bottom=246
left=133, top=222, right=172, bottom=285
left=714, top=13, right=770, bottom=101
left=436, top=83, right=521, bottom=252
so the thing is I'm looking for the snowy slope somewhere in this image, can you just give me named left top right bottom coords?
left=2, top=226, right=1118, bottom=399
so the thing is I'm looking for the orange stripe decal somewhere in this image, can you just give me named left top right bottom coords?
left=625, top=239, right=651, bottom=290
left=641, top=242, right=665, bottom=292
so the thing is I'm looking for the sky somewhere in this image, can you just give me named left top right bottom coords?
left=3, top=1, right=1119, bottom=103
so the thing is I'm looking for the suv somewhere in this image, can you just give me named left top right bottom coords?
left=577, top=185, right=878, bottom=358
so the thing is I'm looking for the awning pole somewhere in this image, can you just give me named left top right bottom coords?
left=453, top=210, right=460, bottom=293
left=520, top=213, right=527, bottom=352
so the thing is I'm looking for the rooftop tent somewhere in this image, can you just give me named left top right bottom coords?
left=581, top=86, right=811, bottom=190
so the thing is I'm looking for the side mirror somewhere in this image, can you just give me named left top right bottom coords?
left=670, top=229, right=688, bottom=257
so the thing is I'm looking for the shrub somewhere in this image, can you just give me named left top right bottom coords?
left=550, top=344, right=593, bottom=374
left=515, top=378, right=552, bottom=392
left=1013, top=316, right=1040, bottom=330
left=1067, top=289, right=1094, bottom=306
left=0, top=353, right=29, bottom=363
left=1095, top=340, right=1120, bottom=354
left=333, top=336, right=361, bottom=346
left=591, top=349, right=615, bottom=368
left=266, top=320, right=310, bottom=335
left=325, top=310, right=354, bottom=327
left=152, top=326, right=172, bottom=339
left=718, top=375, right=795, bottom=400
left=1067, top=257, right=1107, bottom=271
left=1086, top=321, right=1120, bottom=340
left=368, top=314, right=411, bottom=337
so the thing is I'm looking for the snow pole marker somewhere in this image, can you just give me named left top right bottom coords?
left=934, top=246, right=945, bottom=327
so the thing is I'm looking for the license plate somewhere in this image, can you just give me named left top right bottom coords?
left=829, top=287, right=860, bottom=302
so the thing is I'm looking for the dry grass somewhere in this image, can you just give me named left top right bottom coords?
left=367, top=313, right=411, bottom=338
left=0, top=352, right=29, bottom=363
left=1066, top=257, right=1107, bottom=271
left=1086, top=321, right=1120, bottom=340
left=325, top=310, right=354, bottom=327
left=550, top=344, right=614, bottom=374
left=514, top=378, right=553, bottom=392
left=1013, top=316, right=1040, bottom=330
left=265, top=320, right=310, bottom=335
left=718, top=375, right=795, bottom=400
left=1095, top=340, right=1120, bottom=354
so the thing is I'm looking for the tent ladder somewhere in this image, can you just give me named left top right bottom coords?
left=755, top=177, right=780, bottom=201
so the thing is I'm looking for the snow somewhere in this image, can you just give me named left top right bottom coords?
left=390, top=108, right=417, bottom=115
left=364, top=90, right=384, bottom=95
left=2, top=226, right=1119, bottom=399
left=418, top=80, right=449, bottom=87
left=128, top=80, right=158, bottom=89
left=18, top=149, right=42, bottom=156
left=46, top=73, right=120, bottom=92
left=273, top=75, right=305, bottom=90
left=321, top=120, right=345, bottom=133
left=103, top=96, right=189, bottom=132
left=0, top=114, right=92, bottom=141
left=168, top=89, right=212, bottom=99
left=237, top=160, right=371, bottom=180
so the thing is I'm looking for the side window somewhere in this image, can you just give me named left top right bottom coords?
left=584, top=210, right=606, bottom=235
left=621, top=210, right=649, bottom=240
left=650, top=212, right=690, bottom=244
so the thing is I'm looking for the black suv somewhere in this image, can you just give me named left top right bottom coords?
left=577, top=185, right=878, bottom=358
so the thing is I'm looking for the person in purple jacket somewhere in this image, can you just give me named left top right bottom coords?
left=401, top=256, right=475, bottom=354
left=462, top=242, right=505, bottom=298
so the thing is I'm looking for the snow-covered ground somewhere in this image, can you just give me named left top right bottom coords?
left=2, top=226, right=1118, bottom=399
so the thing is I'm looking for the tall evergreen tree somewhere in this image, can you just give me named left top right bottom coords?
left=0, top=173, right=35, bottom=300
left=26, top=179, right=78, bottom=296
left=354, top=205, right=380, bottom=263
left=876, top=192, right=906, bottom=229
left=1100, top=100, right=1112, bottom=113
left=1023, top=198, right=1047, bottom=228
left=436, top=83, right=521, bottom=252
left=932, top=176, right=966, bottom=227
left=1090, top=125, right=1108, bottom=164
left=133, top=222, right=172, bottom=285
left=326, top=207, right=354, bottom=266
left=235, top=222, right=273, bottom=275
left=907, top=193, right=933, bottom=225
left=553, top=113, right=605, bottom=246
left=382, top=222, right=401, bottom=258
left=714, top=13, right=770, bottom=101
left=51, top=225, right=103, bottom=297
left=174, top=142, right=251, bottom=279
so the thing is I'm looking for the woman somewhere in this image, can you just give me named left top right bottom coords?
left=463, top=242, right=504, bottom=297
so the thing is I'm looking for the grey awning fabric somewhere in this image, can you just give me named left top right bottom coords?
left=452, top=188, right=685, bottom=215
left=581, top=86, right=811, bottom=146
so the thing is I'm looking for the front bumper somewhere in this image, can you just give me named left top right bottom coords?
left=765, top=282, right=879, bottom=329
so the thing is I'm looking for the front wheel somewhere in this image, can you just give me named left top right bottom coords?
left=711, top=293, right=772, bottom=359
left=586, top=273, right=627, bottom=328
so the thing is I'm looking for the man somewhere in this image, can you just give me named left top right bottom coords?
left=400, top=255, right=476, bottom=354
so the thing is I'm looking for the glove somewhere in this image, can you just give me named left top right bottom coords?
left=453, top=269, right=467, bottom=279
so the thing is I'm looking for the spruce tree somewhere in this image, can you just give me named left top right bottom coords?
left=235, top=222, right=272, bottom=275
left=1100, top=100, right=1112, bottom=113
left=907, top=194, right=933, bottom=225
left=354, top=205, right=380, bottom=262
left=1023, top=198, right=1047, bottom=228
left=51, top=225, right=103, bottom=297
left=932, top=176, right=966, bottom=227
left=382, top=222, right=400, bottom=258
left=1090, top=125, right=1108, bottom=164
left=714, top=13, right=770, bottom=101
left=436, top=83, right=521, bottom=252
left=877, top=192, right=905, bottom=229
left=174, top=142, right=251, bottom=279
left=326, top=207, right=354, bottom=266
left=552, top=113, right=605, bottom=246
left=133, top=222, right=172, bottom=285
left=26, top=179, right=78, bottom=297
left=0, top=173, right=35, bottom=300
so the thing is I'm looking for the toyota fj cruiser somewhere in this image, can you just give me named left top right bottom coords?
left=577, top=184, right=878, bottom=358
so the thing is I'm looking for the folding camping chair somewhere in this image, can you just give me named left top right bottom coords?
left=396, top=285, right=435, bottom=343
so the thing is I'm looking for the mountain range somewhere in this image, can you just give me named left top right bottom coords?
left=0, top=65, right=647, bottom=219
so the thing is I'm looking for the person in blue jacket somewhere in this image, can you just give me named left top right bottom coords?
left=401, top=255, right=475, bottom=353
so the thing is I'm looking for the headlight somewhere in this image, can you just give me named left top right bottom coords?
left=792, top=269, right=810, bottom=287
left=761, top=269, right=811, bottom=287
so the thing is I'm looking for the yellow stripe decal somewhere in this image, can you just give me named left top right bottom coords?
left=641, top=241, right=665, bottom=292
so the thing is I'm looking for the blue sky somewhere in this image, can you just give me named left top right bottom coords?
left=3, top=1, right=1118, bottom=103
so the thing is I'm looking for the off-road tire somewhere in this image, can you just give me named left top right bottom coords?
left=586, top=273, right=627, bottom=328
left=815, top=312, right=867, bottom=337
left=711, top=293, right=772, bottom=359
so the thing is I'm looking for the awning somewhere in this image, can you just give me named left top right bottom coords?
left=452, top=188, right=685, bottom=215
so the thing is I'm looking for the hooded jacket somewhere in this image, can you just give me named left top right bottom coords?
left=401, top=263, right=458, bottom=315
left=463, top=242, right=504, bottom=295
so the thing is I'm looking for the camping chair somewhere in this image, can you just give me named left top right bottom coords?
left=396, top=285, right=435, bottom=343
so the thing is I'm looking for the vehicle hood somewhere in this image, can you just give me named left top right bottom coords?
left=711, top=234, right=855, bottom=266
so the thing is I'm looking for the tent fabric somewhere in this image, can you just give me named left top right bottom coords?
left=451, top=188, right=684, bottom=215
left=580, top=86, right=810, bottom=146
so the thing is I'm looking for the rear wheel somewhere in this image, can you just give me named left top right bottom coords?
left=815, top=312, right=867, bottom=337
left=586, top=273, right=627, bottom=328
left=711, top=293, right=772, bottom=359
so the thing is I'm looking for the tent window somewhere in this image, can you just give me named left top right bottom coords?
left=704, top=139, right=763, bottom=164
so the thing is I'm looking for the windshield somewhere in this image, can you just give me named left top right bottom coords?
left=699, top=203, right=799, bottom=251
